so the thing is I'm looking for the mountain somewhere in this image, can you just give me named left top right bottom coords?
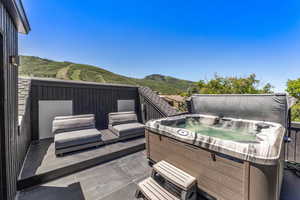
left=19, top=56, right=195, bottom=94
left=144, top=74, right=194, bottom=92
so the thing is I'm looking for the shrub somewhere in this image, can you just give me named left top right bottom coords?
left=291, top=104, right=300, bottom=122
left=287, top=78, right=300, bottom=122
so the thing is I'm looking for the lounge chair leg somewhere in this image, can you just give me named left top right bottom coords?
left=135, top=189, right=143, bottom=199
left=148, top=160, right=154, bottom=167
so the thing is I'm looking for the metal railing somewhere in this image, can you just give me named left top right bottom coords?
left=138, top=87, right=181, bottom=122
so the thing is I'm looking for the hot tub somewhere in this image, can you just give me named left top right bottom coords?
left=146, top=114, right=285, bottom=165
left=145, top=94, right=292, bottom=200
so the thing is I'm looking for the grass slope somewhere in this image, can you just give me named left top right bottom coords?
left=19, top=56, right=195, bottom=94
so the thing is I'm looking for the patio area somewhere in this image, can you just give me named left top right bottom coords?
left=18, top=130, right=145, bottom=190
left=17, top=151, right=300, bottom=200
left=17, top=151, right=151, bottom=200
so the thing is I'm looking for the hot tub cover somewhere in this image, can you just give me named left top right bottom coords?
left=189, top=93, right=295, bottom=128
left=146, top=114, right=285, bottom=165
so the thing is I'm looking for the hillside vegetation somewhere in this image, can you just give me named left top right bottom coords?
left=19, top=56, right=194, bottom=94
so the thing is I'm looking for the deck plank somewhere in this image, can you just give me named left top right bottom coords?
left=138, top=177, right=179, bottom=200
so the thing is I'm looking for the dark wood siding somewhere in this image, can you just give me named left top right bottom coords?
left=0, top=21, right=4, bottom=200
left=30, top=79, right=141, bottom=140
left=286, top=123, right=300, bottom=163
left=0, top=2, right=19, bottom=200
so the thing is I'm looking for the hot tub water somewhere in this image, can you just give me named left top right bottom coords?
left=170, top=117, right=260, bottom=142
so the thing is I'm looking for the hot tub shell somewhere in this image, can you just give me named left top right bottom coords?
left=145, top=94, right=292, bottom=200
left=146, top=129, right=285, bottom=200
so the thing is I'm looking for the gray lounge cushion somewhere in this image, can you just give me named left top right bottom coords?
left=55, top=128, right=102, bottom=149
left=110, top=122, right=145, bottom=138
left=108, top=111, right=138, bottom=126
left=53, top=114, right=95, bottom=134
left=53, top=114, right=102, bottom=151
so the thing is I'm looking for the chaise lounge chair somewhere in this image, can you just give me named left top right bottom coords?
left=108, top=111, right=145, bottom=140
left=53, top=114, right=103, bottom=156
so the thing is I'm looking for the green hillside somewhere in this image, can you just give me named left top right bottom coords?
left=19, top=56, right=195, bottom=94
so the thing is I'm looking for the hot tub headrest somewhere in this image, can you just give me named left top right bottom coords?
left=190, top=94, right=292, bottom=127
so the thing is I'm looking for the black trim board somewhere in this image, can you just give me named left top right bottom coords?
left=0, top=29, right=7, bottom=200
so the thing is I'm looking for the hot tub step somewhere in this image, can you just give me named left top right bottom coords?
left=136, top=161, right=197, bottom=200
left=153, top=160, right=196, bottom=191
left=136, top=177, right=180, bottom=200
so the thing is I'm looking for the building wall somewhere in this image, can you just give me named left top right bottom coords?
left=29, top=78, right=142, bottom=140
left=0, top=2, right=19, bottom=200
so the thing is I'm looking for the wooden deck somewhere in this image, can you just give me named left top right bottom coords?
left=17, top=150, right=300, bottom=200
left=18, top=130, right=145, bottom=190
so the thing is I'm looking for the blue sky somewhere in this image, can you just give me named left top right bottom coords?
left=20, top=0, right=300, bottom=91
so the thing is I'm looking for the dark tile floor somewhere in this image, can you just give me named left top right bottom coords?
left=280, top=169, right=300, bottom=200
left=17, top=151, right=300, bottom=200
left=17, top=151, right=151, bottom=200
left=19, top=134, right=144, bottom=180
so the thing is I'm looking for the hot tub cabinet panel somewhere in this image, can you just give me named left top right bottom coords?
left=145, top=130, right=284, bottom=200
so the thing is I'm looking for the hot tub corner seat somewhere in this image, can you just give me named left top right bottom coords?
left=108, top=111, right=145, bottom=139
left=53, top=114, right=103, bottom=156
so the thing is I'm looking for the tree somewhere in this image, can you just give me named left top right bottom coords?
left=188, top=73, right=273, bottom=95
left=286, top=78, right=300, bottom=99
left=291, top=104, right=300, bottom=122
left=286, top=78, right=300, bottom=122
